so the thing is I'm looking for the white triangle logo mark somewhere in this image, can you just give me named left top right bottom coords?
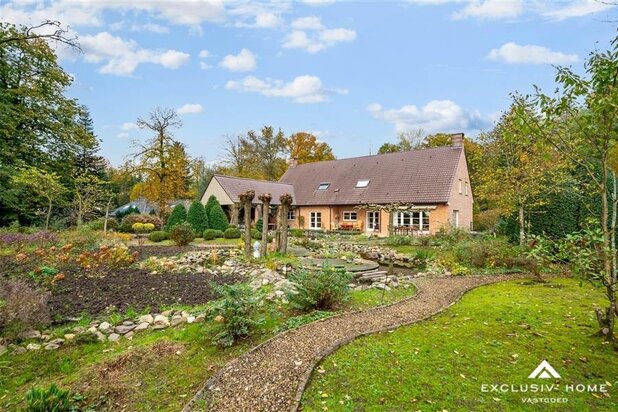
left=528, top=360, right=561, bottom=379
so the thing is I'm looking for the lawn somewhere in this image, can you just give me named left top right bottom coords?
left=302, top=278, right=617, bottom=411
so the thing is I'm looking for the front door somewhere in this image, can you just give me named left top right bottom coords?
left=366, top=211, right=380, bottom=233
left=310, top=212, right=322, bottom=230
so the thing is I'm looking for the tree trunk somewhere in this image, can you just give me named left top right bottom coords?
left=388, top=210, right=394, bottom=236
left=261, top=200, right=270, bottom=257
left=279, top=203, right=289, bottom=254
left=275, top=206, right=282, bottom=252
left=45, top=197, right=52, bottom=231
left=230, top=203, right=239, bottom=226
left=243, top=202, right=252, bottom=257
left=518, top=205, right=525, bottom=246
left=103, top=196, right=113, bottom=233
left=598, top=165, right=615, bottom=339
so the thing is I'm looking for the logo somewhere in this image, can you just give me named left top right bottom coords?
left=528, top=360, right=561, bottom=379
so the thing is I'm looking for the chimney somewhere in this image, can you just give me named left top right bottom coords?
left=288, top=157, right=298, bottom=168
left=451, top=133, right=464, bottom=147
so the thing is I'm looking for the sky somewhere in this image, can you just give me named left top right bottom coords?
left=1, top=0, right=616, bottom=166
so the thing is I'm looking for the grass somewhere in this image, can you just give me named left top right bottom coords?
left=301, top=278, right=617, bottom=411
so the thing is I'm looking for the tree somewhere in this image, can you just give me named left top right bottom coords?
left=187, top=201, right=208, bottom=234
left=73, top=105, right=107, bottom=179
left=208, top=199, right=229, bottom=232
left=73, top=174, right=107, bottom=226
left=477, top=104, right=568, bottom=245
left=0, top=20, right=77, bottom=47
left=525, top=35, right=618, bottom=339
left=12, top=167, right=66, bottom=230
left=378, top=130, right=424, bottom=154
left=258, top=193, right=272, bottom=257
left=205, top=195, right=220, bottom=217
left=287, top=132, right=335, bottom=164
left=166, top=203, right=187, bottom=231
left=278, top=193, right=293, bottom=254
left=132, top=107, right=189, bottom=214
left=239, top=190, right=255, bottom=257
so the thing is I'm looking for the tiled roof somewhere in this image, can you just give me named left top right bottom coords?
left=279, top=146, right=463, bottom=205
left=214, top=175, right=296, bottom=205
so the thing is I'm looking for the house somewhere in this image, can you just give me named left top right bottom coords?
left=201, top=133, right=473, bottom=235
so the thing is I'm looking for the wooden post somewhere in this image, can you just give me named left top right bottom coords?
left=278, top=193, right=293, bottom=254
left=258, top=193, right=272, bottom=257
left=275, top=205, right=282, bottom=252
left=238, top=191, right=255, bottom=257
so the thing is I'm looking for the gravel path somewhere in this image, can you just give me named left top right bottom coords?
left=184, top=274, right=521, bottom=412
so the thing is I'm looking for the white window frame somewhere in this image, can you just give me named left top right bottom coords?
left=458, top=179, right=463, bottom=194
left=287, top=209, right=296, bottom=220
left=393, top=211, right=429, bottom=232
left=367, top=211, right=380, bottom=231
left=464, top=181, right=469, bottom=196
left=356, top=179, right=370, bottom=188
left=310, top=212, right=322, bottom=229
left=343, top=211, right=357, bottom=221
left=317, top=182, right=330, bottom=190
left=453, top=210, right=460, bottom=228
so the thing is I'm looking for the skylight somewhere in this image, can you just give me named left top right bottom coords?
left=356, top=179, right=370, bottom=188
left=318, top=182, right=330, bottom=190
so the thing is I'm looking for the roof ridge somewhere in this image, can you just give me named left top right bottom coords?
left=215, top=174, right=293, bottom=186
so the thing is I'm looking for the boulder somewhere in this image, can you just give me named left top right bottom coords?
left=96, top=331, right=106, bottom=342
left=26, top=343, right=41, bottom=351
left=134, top=322, right=150, bottom=332
left=12, top=346, right=27, bottom=355
left=64, top=333, right=76, bottom=341
left=161, top=310, right=172, bottom=317
left=171, top=316, right=186, bottom=327
left=122, top=320, right=134, bottom=326
left=115, top=325, right=136, bottom=335
left=139, top=314, right=154, bottom=324
left=194, top=314, right=206, bottom=323
left=44, top=343, right=60, bottom=351
left=98, top=322, right=111, bottom=333
left=108, top=333, right=121, bottom=342
left=19, top=330, right=41, bottom=340
left=186, top=316, right=196, bottom=324
left=48, top=338, right=65, bottom=346
left=124, top=331, right=134, bottom=339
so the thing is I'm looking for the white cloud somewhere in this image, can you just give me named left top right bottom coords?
left=541, top=0, right=615, bottom=20
left=219, top=48, right=257, bottom=72
left=291, top=16, right=325, bottom=30
left=78, top=32, right=190, bottom=76
left=131, top=22, right=170, bottom=34
left=177, top=103, right=204, bottom=114
left=225, top=75, right=346, bottom=103
left=235, top=12, right=282, bottom=28
left=303, top=0, right=336, bottom=5
left=453, top=0, right=523, bottom=20
left=283, top=24, right=356, bottom=53
left=367, top=100, right=492, bottom=133
left=121, top=122, right=140, bottom=131
left=198, top=50, right=210, bottom=58
left=116, top=132, right=130, bottom=139
left=488, top=42, right=578, bottom=64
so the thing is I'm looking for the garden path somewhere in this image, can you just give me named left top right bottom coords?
left=183, top=274, right=522, bottom=412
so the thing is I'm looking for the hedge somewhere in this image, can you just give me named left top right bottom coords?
left=166, top=204, right=187, bottom=231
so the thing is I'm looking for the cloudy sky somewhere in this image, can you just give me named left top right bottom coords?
left=2, top=0, right=616, bottom=165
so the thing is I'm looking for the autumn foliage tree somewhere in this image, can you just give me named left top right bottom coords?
left=287, top=132, right=335, bottom=164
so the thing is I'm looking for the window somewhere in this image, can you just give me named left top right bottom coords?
left=394, top=211, right=429, bottom=231
left=453, top=210, right=460, bottom=228
left=310, top=212, right=322, bottom=229
left=367, top=211, right=380, bottom=230
left=465, top=181, right=469, bottom=196
left=459, top=179, right=463, bottom=194
left=317, top=182, right=330, bottom=190
left=287, top=210, right=296, bottom=220
left=343, top=211, right=357, bottom=221
left=356, top=179, right=370, bottom=188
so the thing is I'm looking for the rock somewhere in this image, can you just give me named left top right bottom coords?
left=12, top=346, right=26, bottom=355
left=161, top=310, right=172, bottom=317
left=274, top=290, right=285, bottom=298
left=134, top=322, right=149, bottom=332
left=139, top=314, right=154, bottom=324
left=41, top=334, right=51, bottom=341
left=187, top=316, right=196, bottom=324
left=19, top=330, right=41, bottom=340
left=261, top=278, right=270, bottom=286
left=26, top=343, right=41, bottom=351
left=373, top=283, right=391, bottom=291
left=171, top=316, right=187, bottom=327
left=194, top=314, right=206, bottom=323
left=72, top=326, right=85, bottom=334
left=64, top=333, right=76, bottom=341
left=96, top=331, right=106, bottom=342
left=48, top=338, right=65, bottom=346
left=87, top=326, right=97, bottom=334
left=122, top=320, right=134, bottom=326
left=44, top=343, right=60, bottom=351
left=153, top=314, right=170, bottom=327
left=108, top=333, right=121, bottom=342
left=115, top=325, right=136, bottom=335
left=98, top=322, right=111, bottom=332
left=124, top=331, right=134, bottom=339
left=0, top=345, right=6, bottom=356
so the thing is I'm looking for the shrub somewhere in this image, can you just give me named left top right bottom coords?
left=224, top=227, right=242, bottom=239
left=451, top=236, right=518, bottom=268
left=287, top=266, right=353, bottom=311
left=0, top=280, right=50, bottom=333
left=75, top=244, right=137, bottom=269
left=204, top=194, right=219, bottom=216
left=166, top=204, right=187, bottom=231
left=84, top=218, right=118, bottom=232
left=208, top=201, right=229, bottom=232
left=211, top=284, right=263, bottom=347
left=187, top=201, right=209, bottom=234
left=251, top=228, right=261, bottom=240
left=290, top=228, right=305, bottom=238
left=385, top=236, right=412, bottom=246
left=203, top=229, right=224, bottom=240
left=255, top=218, right=263, bottom=232
left=148, top=231, right=168, bottom=242
left=24, top=384, right=75, bottom=412
left=119, top=214, right=163, bottom=232
left=169, top=223, right=195, bottom=246
left=132, top=222, right=145, bottom=233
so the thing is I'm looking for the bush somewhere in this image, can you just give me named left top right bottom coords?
left=255, top=218, right=263, bottom=232
left=211, top=284, right=263, bottom=347
left=187, top=201, right=209, bottom=234
left=224, top=227, right=242, bottom=239
left=204, top=194, right=219, bottom=216
left=0, top=280, right=50, bottom=333
left=290, top=228, right=306, bottom=238
left=119, top=214, right=163, bottom=233
left=450, top=236, right=519, bottom=269
left=385, top=236, right=412, bottom=246
left=169, top=223, right=195, bottom=246
left=208, top=201, right=229, bottom=232
left=166, top=204, right=187, bottom=231
left=148, top=231, right=168, bottom=242
left=251, top=228, right=261, bottom=240
left=24, top=384, right=75, bottom=412
left=84, top=218, right=118, bottom=232
left=287, top=266, right=353, bottom=311
left=203, top=229, right=224, bottom=240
